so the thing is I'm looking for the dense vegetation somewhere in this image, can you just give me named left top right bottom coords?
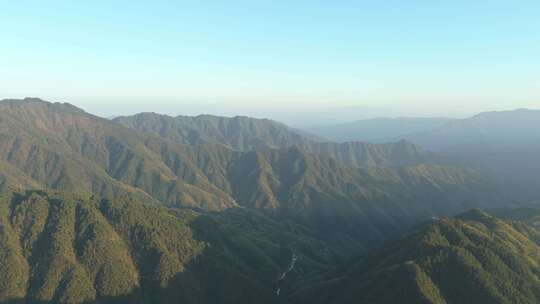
left=0, top=189, right=337, bottom=304
left=1, top=190, right=538, bottom=304
left=295, top=209, right=540, bottom=304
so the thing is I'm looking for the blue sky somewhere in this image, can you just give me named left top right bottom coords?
left=1, top=0, right=539, bottom=122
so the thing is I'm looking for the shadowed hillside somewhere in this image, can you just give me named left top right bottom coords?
left=295, top=210, right=540, bottom=304
left=0, top=190, right=335, bottom=304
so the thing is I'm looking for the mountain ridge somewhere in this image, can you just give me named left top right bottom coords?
left=115, top=111, right=442, bottom=168
left=295, top=209, right=540, bottom=304
left=307, top=117, right=454, bottom=143
left=0, top=98, right=535, bottom=304
left=0, top=189, right=336, bottom=304
left=399, top=108, right=540, bottom=201
left=0, top=98, right=507, bottom=253
left=113, top=111, right=324, bottom=151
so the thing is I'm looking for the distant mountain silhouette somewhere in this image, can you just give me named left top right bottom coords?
left=307, top=117, right=454, bottom=143
left=401, top=109, right=540, bottom=202
left=403, top=109, right=540, bottom=150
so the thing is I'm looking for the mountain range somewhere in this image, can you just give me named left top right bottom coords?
left=307, top=117, right=454, bottom=143
left=308, top=109, right=540, bottom=202
left=0, top=98, right=506, bottom=252
left=0, top=97, right=537, bottom=303
left=399, top=109, right=540, bottom=202
left=113, top=112, right=324, bottom=151
left=1, top=189, right=539, bottom=304
left=402, top=109, right=540, bottom=150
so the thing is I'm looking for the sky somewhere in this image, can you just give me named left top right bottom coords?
left=1, top=1, right=539, bottom=125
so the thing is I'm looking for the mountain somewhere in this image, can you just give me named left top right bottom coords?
left=300, top=140, right=438, bottom=168
left=306, top=117, right=454, bottom=143
left=115, top=111, right=440, bottom=168
left=0, top=98, right=508, bottom=254
left=296, top=209, right=540, bottom=304
left=0, top=98, right=246, bottom=210
left=110, top=108, right=510, bottom=251
left=113, top=112, right=324, bottom=151
left=489, top=206, right=540, bottom=230
left=0, top=189, right=335, bottom=304
left=225, top=146, right=505, bottom=252
left=403, top=109, right=540, bottom=150
left=0, top=193, right=535, bottom=304
left=0, top=98, right=533, bottom=304
left=401, top=109, right=540, bottom=201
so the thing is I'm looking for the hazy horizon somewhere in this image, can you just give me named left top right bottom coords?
left=2, top=1, right=539, bottom=125
left=2, top=96, right=540, bottom=127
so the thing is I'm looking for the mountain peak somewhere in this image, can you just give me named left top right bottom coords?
left=114, top=111, right=318, bottom=151
left=472, top=108, right=540, bottom=118
left=0, top=97, right=86, bottom=114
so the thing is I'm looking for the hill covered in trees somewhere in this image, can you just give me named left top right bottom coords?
left=295, top=209, right=540, bottom=304
left=2, top=190, right=538, bottom=304
left=0, top=189, right=336, bottom=304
